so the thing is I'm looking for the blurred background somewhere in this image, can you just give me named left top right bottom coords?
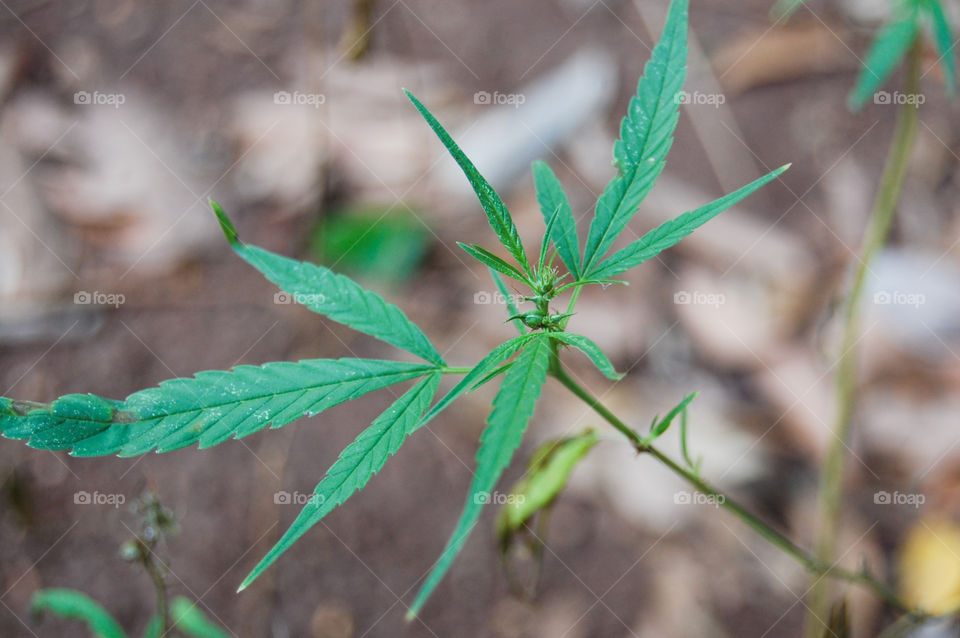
left=1, top=0, right=960, bottom=636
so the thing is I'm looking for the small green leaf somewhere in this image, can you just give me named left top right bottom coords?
left=581, top=0, right=689, bottom=272
left=849, top=8, right=920, bottom=110
left=1, top=360, right=437, bottom=457
left=532, top=161, right=580, bottom=278
left=408, top=336, right=552, bottom=619
left=459, top=243, right=529, bottom=284
left=547, top=333, right=623, bottom=380
left=239, top=373, right=441, bottom=590
left=922, top=0, right=957, bottom=95
left=771, top=0, right=806, bottom=20
left=141, top=616, right=162, bottom=638
left=588, top=164, right=789, bottom=280
left=31, top=589, right=127, bottom=638
left=211, top=201, right=445, bottom=367
left=649, top=392, right=697, bottom=440
left=405, top=90, right=532, bottom=276
left=169, top=597, right=230, bottom=638
left=490, top=269, right=525, bottom=336
left=538, top=205, right=563, bottom=276
left=497, top=429, right=599, bottom=539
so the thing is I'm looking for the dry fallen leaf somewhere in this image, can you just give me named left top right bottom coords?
left=899, top=518, right=960, bottom=616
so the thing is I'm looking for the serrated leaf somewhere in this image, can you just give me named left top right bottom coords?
left=581, top=0, right=689, bottom=272
left=849, top=8, right=920, bottom=110
left=532, top=161, right=580, bottom=278
left=1, top=359, right=436, bottom=457
left=538, top=205, right=562, bottom=275
left=649, top=392, right=697, bottom=440
left=459, top=243, right=529, bottom=284
left=169, top=597, right=230, bottom=638
left=31, top=589, right=127, bottom=638
left=587, top=164, right=789, bottom=280
left=922, top=0, right=957, bottom=95
left=404, top=90, right=532, bottom=275
left=547, top=333, right=623, bottom=380
left=497, top=429, right=599, bottom=539
left=408, top=336, right=551, bottom=619
left=239, top=373, right=440, bottom=590
left=211, top=202, right=444, bottom=367
left=490, top=269, right=525, bottom=335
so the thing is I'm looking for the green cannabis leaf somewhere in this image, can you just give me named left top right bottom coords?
left=1, top=359, right=436, bottom=456
left=0, top=0, right=795, bottom=620
left=213, top=202, right=445, bottom=366
left=532, top=160, right=581, bottom=278
left=408, top=335, right=552, bottom=618
left=405, top=90, right=533, bottom=278
left=586, top=164, right=790, bottom=280
left=581, top=0, right=688, bottom=272
left=239, top=373, right=441, bottom=590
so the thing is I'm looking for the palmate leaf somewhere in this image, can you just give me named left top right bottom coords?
left=0, top=359, right=437, bottom=457
left=547, top=332, right=623, bottom=380
left=212, top=202, right=445, bottom=367
left=532, top=161, right=580, bottom=278
left=849, top=5, right=920, bottom=110
left=587, top=164, right=790, bottom=280
left=408, top=335, right=551, bottom=619
left=922, top=0, right=957, bottom=95
left=31, top=589, right=127, bottom=638
left=405, top=90, right=532, bottom=276
left=581, top=0, right=689, bottom=272
left=238, top=373, right=441, bottom=590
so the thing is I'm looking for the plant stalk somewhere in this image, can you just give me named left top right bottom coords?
left=550, top=364, right=916, bottom=614
left=805, top=41, right=922, bottom=636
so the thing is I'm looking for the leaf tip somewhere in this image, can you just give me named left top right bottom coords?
left=405, top=608, right=419, bottom=622
left=210, top=200, right=240, bottom=248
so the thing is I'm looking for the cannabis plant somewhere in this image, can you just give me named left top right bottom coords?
left=0, top=0, right=919, bottom=624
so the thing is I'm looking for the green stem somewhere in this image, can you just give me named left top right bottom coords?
left=805, top=41, right=922, bottom=636
left=550, top=364, right=917, bottom=615
left=441, top=367, right=473, bottom=374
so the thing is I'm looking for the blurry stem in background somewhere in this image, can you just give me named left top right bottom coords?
left=549, top=361, right=920, bottom=616
left=339, top=0, right=376, bottom=62
left=806, top=40, right=922, bottom=637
